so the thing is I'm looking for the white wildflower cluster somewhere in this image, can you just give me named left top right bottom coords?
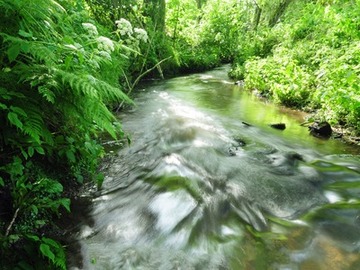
left=96, top=36, right=115, bottom=53
left=134, top=28, right=148, bottom=43
left=115, top=18, right=133, bottom=36
left=115, top=18, right=148, bottom=44
left=79, top=22, right=115, bottom=69
left=82, top=23, right=98, bottom=36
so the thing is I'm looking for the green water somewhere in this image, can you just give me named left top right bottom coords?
left=66, top=66, right=360, bottom=270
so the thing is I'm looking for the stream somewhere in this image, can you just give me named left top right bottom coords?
left=66, top=66, right=360, bottom=270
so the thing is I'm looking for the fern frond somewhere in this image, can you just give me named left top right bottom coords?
left=52, top=68, right=132, bottom=104
left=28, top=42, right=57, bottom=65
left=89, top=75, right=133, bottom=104
left=18, top=101, right=53, bottom=145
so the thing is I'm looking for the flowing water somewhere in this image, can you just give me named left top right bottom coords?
left=67, top=66, right=360, bottom=270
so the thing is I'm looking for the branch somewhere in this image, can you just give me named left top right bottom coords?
left=5, top=207, right=20, bottom=237
left=131, top=56, right=172, bottom=90
left=116, top=56, right=172, bottom=112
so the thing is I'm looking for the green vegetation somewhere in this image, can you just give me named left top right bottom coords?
left=0, top=0, right=144, bottom=268
left=228, top=0, right=360, bottom=134
left=165, top=0, right=360, bottom=134
left=1, top=0, right=359, bottom=268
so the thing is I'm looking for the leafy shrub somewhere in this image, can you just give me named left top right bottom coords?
left=244, top=47, right=315, bottom=108
left=0, top=0, right=133, bottom=268
left=232, top=0, right=360, bottom=134
left=313, top=42, right=360, bottom=131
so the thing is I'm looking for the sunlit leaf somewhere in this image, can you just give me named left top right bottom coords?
left=7, top=112, right=23, bottom=129
left=18, top=30, right=33, bottom=38
left=40, top=243, right=55, bottom=262
left=59, top=198, right=71, bottom=212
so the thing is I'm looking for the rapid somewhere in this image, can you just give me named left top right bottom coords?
left=66, top=66, right=360, bottom=270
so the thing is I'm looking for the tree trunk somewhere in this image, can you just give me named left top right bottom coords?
left=252, top=4, right=262, bottom=31
left=268, top=0, right=293, bottom=28
left=144, top=0, right=166, bottom=32
left=195, top=0, right=206, bottom=9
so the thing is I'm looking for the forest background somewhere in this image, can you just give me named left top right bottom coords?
left=0, top=0, right=359, bottom=268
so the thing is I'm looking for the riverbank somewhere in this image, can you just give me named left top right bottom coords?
left=232, top=80, right=360, bottom=149
left=227, top=1, right=360, bottom=139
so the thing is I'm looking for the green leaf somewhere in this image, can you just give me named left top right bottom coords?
left=34, top=146, right=45, bottom=155
left=18, top=30, right=33, bottom=38
left=21, top=148, right=29, bottom=160
left=8, top=157, right=24, bottom=176
left=31, top=205, right=38, bottom=215
left=42, top=237, right=60, bottom=248
left=59, top=198, right=71, bottom=212
left=40, top=243, right=55, bottom=262
left=35, top=220, right=46, bottom=227
left=7, top=43, right=21, bottom=62
left=66, top=150, right=76, bottom=163
left=36, top=179, right=63, bottom=194
left=47, top=181, right=63, bottom=194
left=38, top=86, right=55, bottom=103
left=75, top=173, right=84, bottom=183
left=0, top=176, right=4, bottom=186
left=10, top=106, right=27, bottom=117
left=28, top=147, right=34, bottom=157
left=96, top=173, right=104, bottom=189
left=25, top=234, right=40, bottom=242
left=0, top=103, right=7, bottom=110
left=9, top=234, right=20, bottom=242
left=21, top=42, right=30, bottom=53
left=64, top=55, right=73, bottom=70
left=127, top=135, right=132, bottom=145
left=7, top=112, right=23, bottom=129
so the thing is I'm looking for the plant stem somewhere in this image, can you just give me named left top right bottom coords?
left=116, top=56, right=172, bottom=112
left=5, top=207, right=20, bottom=237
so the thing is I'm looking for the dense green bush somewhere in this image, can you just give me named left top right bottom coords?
left=0, top=0, right=133, bottom=268
left=230, top=0, right=360, bottom=134
left=166, top=0, right=244, bottom=73
left=244, top=48, right=314, bottom=108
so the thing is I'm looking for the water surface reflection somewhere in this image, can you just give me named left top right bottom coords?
left=67, top=66, right=360, bottom=269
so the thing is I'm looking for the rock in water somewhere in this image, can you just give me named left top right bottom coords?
left=270, top=123, right=286, bottom=130
left=309, top=121, right=332, bottom=138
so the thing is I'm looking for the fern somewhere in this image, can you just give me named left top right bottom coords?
left=54, top=68, right=132, bottom=103
left=0, top=0, right=133, bottom=267
left=51, top=68, right=131, bottom=139
left=28, top=42, right=57, bottom=65
left=22, top=102, right=54, bottom=145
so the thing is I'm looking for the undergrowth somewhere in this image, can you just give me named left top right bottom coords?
left=229, top=0, right=360, bottom=134
left=0, top=0, right=138, bottom=268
